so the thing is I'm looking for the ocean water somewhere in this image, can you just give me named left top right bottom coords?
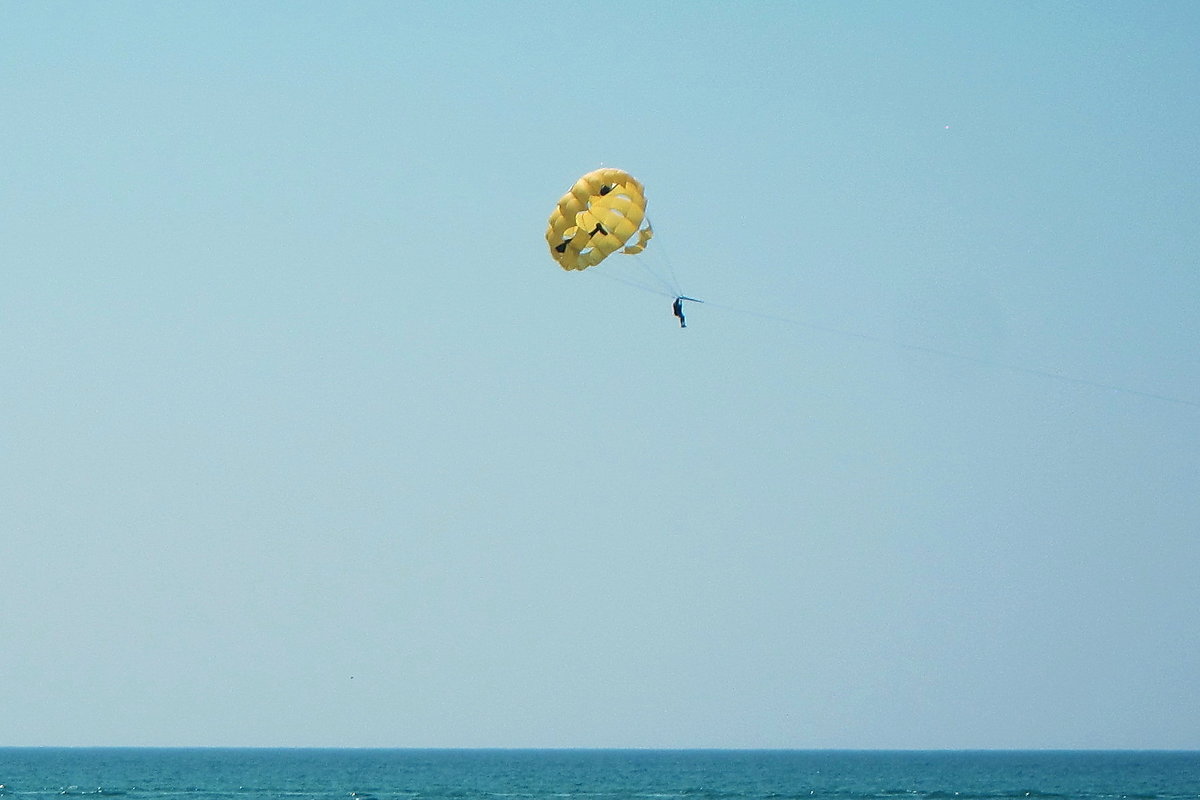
left=0, top=750, right=1197, bottom=800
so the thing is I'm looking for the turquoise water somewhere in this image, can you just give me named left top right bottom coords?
left=0, top=750, right=1197, bottom=800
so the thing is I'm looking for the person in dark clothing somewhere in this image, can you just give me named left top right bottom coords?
left=672, top=297, right=686, bottom=328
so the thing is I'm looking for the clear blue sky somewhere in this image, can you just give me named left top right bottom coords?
left=3, top=1, right=1198, bottom=749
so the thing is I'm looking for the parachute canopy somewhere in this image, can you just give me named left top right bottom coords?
left=547, top=168, right=654, bottom=271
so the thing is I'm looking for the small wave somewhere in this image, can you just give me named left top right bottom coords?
left=679, top=789, right=746, bottom=800
left=865, top=790, right=1071, bottom=800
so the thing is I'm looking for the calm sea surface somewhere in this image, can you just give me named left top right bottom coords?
left=0, top=750, right=1196, bottom=800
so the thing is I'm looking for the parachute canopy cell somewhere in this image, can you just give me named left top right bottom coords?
left=546, top=168, right=654, bottom=271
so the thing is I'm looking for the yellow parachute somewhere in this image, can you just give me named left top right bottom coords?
left=546, top=168, right=654, bottom=271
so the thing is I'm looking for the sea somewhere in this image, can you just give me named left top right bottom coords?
left=0, top=750, right=1197, bottom=800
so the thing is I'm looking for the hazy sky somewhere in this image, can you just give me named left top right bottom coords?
left=3, top=2, right=1198, bottom=749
